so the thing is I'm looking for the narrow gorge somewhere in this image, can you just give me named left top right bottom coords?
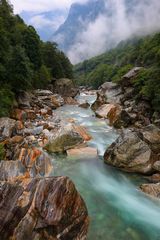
left=0, top=1, right=160, bottom=239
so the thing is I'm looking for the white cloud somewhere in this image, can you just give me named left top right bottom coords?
left=10, top=0, right=89, bottom=14
left=67, top=0, right=160, bottom=63
left=29, top=14, right=65, bottom=31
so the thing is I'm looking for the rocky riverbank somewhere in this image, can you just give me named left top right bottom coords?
left=0, top=73, right=160, bottom=239
left=0, top=79, right=89, bottom=239
left=91, top=68, right=160, bottom=199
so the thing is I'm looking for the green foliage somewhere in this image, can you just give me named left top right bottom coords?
left=22, top=26, right=42, bottom=69
left=8, top=46, right=33, bottom=90
left=0, top=144, right=5, bottom=160
left=0, top=86, right=15, bottom=117
left=87, top=64, right=117, bottom=88
left=134, top=68, right=160, bottom=111
left=0, top=0, right=73, bottom=117
left=34, top=65, right=51, bottom=89
left=74, top=32, right=160, bottom=111
left=112, top=64, right=133, bottom=83
left=41, top=42, right=73, bottom=79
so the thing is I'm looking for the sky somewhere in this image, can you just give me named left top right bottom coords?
left=10, top=0, right=160, bottom=63
left=67, top=0, right=160, bottom=63
left=10, top=0, right=88, bottom=40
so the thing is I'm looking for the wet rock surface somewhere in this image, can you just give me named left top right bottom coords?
left=44, top=124, right=84, bottom=153
left=67, top=146, right=98, bottom=159
left=140, top=183, right=160, bottom=199
left=96, top=103, right=131, bottom=128
left=104, top=129, right=154, bottom=174
left=0, top=117, right=16, bottom=139
left=79, top=101, right=90, bottom=109
left=91, top=68, right=156, bottom=128
left=53, top=78, right=78, bottom=97
left=0, top=89, right=89, bottom=239
left=0, top=176, right=89, bottom=240
left=91, top=90, right=106, bottom=111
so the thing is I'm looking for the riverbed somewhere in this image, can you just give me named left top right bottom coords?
left=51, top=93, right=160, bottom=240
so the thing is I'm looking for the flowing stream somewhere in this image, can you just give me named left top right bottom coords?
left=50, top=93, right=160, bottom=240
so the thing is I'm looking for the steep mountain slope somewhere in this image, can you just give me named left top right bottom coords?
left=52, top=0, right=160, bottom=63
left=51, top=0, right=106, bottom=52
left=74, top=32, right=160, bottom=111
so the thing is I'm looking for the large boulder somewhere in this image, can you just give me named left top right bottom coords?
left=34, top=90, right=64, bottom=109
left=0, top=117, right=16, bottom=140
left=104, top=130, right=154, bottom=174
left=0, top=147, right=52, bottom=180
left=44, top=125, right=84, bottom=153
left=121, top=67, right=143, bottom=87
left=96, top=104, right=118, bottom=119
left=17, top=91, right=31, bottom=109
left=91, top=91, right=106, bottom=111
left=11, top=109, right=36, bottom=121
left=0, top=176, right=89, bottom=240
left=140, top=125, right=160, bottom=153
left=54, top=78, right=78, bottom=97
left=96, top=104, right=131, bottom=128
left=140, top=183, right=160, bottom=199
left=100, top=82, right=123, bottom=104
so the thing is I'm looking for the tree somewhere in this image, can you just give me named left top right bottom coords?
left=34, top=65, right=51, bottom=89
left=42, top=42, right=73, bottom=79
left=8, top=46, right=33, bottom=91
left=22, top=26, right=42, bottom=69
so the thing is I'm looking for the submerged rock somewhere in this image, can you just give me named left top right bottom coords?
left=44, top=125, right=84, bottom=153
left=67, top=147, right=98, bottom=159
left=104, top=130, right=154, bottom=174
left=79, top=101, right=90, bottom=109
left=0, top=176, right=89, bottom=240
left=72, top=125, right=92, bottom=141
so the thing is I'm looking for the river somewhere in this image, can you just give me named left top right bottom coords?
left=50, top=92, right=160, bottom=240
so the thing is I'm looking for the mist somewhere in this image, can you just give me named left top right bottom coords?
left=67, top=0, right=160, bottom=64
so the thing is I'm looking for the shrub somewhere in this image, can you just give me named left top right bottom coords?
left=0, top=144, right=5, bottom=160
left=0, top=86, right=15, bottom=117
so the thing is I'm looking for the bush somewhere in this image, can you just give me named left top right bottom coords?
left=133, top=67, right=160, bottom=111
left=0, top=86, right=15, bottom=117
left=0, top=144, right=5, bottom=160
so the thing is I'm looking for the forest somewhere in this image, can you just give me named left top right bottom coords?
left=74, top=32, right=160, bottom=111
left=0, top=0, right=73, bottom=117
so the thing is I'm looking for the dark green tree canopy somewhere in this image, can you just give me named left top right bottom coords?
left=0, top=0, right=73, bottom=117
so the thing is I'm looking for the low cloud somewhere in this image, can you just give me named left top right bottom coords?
left=67, top=0, right=160, bottom=63
left=11, top=0, right=89, bottom=14
left=29, top=14, right=65, bottom=32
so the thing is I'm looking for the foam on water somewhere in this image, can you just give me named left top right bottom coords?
left=53, top=92, right=160, bottom=240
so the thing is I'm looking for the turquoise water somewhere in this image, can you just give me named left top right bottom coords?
left=51, top=93, right=160, bottom=240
